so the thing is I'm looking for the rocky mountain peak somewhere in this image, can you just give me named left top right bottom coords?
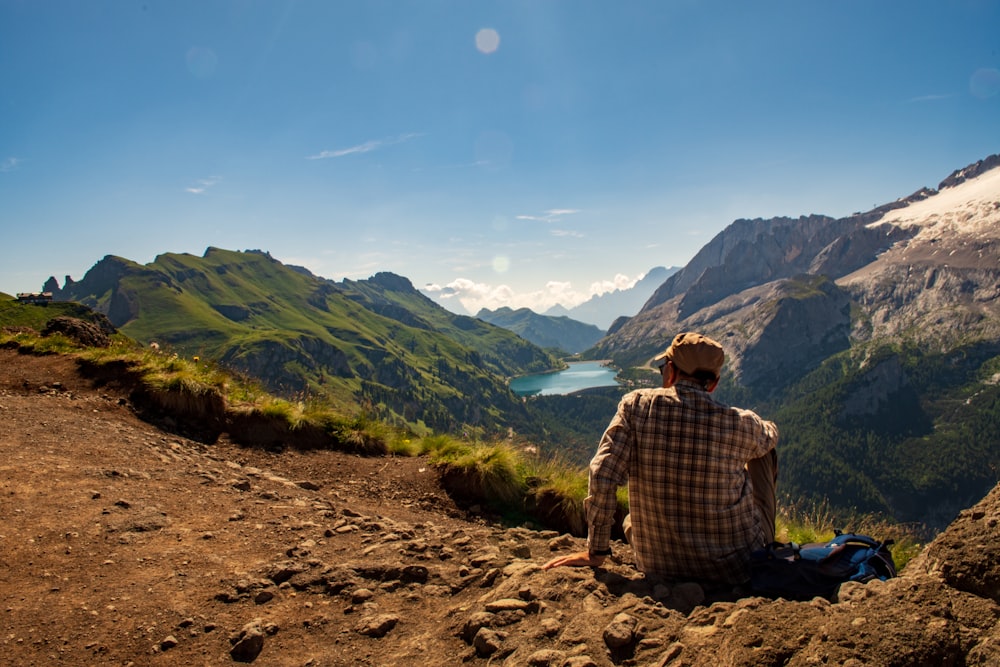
left=938, top=152, right=1000, bottom=190
left=369, top=271, right=418, bottom=292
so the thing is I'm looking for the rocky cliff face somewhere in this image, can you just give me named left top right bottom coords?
left=603, top=155, right=1000, bottom=376
left=839, top=165, right=1000, bottom=346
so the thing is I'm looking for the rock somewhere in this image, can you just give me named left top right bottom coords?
left=159, top=635, right=178, bottom=650
left=538, top=617, right=562, bottom=637
left=668, top=581, right=705, bottom=612
left=472, top=627, right=504, bottom=657
left=460, top=612, right=495, bottom=644
left=525, top=648, right=566, bottom=665
left=484, top=598, right=529, bottom=613
left=562, top=656, right=599, bottom=667
left=602, top=612, right=639, bottom=650
left=401, top=565, right=429, bottom=583
left=916, top=483, right=1000, bottom=603
left=512, top=544, right=532, bottom=559
left=547, top=534, right=576, bottom=551
left=351, top=588, right=375, bottom=603
left=41, top=316, right=112, bottom=348
left=266, top=560, right=309, bottom=585
left=656, top=641, right=685, bottom=665
left=229, top=619, right=265, bottom=663
left=356, top=614, right=399, bottom=638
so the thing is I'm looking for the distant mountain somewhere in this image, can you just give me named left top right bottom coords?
left=546, top=266, right=679, bottom=330
left=475, top=307, right=604, bottom=354
left=44, top=248, right=561, bottom=437
left=591, top=154, right=1000, bottom=530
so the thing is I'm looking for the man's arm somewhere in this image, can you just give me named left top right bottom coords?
left=544, top=396, right=633, bottom=569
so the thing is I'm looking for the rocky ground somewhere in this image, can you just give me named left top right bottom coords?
left=2, top=348, right=999, bottom=666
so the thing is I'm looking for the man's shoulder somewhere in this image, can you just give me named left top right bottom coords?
left=621, top=387, right=677, bottom=408
left=625, top=387, right=673, bottom=399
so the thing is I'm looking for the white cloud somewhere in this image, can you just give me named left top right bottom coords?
left=1, top=157, right=21, bottom=172
left=424, top=268, right=651, bottom=315
left=308, top=132, right=424, bottom=160
left=424, top=277, right=593, bottom=313
left=589, top=272, right=641, bottom=297
left=515, top=208, right=581, bottom=223
left=906, top=93, right=954, bottom=103
left=551, top=229, right=583, bottom=238
left=185, top=176, right=221, bottom=194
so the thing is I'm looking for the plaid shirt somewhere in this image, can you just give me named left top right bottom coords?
left=585, top=380, right=778, bottom=584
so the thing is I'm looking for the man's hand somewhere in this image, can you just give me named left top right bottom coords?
left=542, top=550, right=607, bottom=570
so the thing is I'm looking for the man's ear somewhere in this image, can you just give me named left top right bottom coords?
left=662, top=362, right=677, bottom=388
left=706, top=377, right=720, bottom=393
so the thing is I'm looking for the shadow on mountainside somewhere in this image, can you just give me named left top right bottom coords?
left=1, top=348, right=999, bottom=666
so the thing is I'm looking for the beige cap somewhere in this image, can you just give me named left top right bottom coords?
left=653, top=332, right=725, bottom=379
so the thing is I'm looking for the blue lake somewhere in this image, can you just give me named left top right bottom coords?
left=510, top=361, right=619, bottom=397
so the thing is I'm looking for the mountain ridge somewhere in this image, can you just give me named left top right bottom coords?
left=44, top=247, right=560, bottom=437
left=475, top=306, right=604, bottom=354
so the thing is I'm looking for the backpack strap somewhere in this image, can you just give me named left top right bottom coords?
left=758, top=541, right=799, bottom=561
left=831, top=533, right=894, bottom=550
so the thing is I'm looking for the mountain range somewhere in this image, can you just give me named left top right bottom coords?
left=543, top=265, right=680, bottom=330
left=43, top=250, right=559, bottom=438
left=475, top=307, right=604, bottom=354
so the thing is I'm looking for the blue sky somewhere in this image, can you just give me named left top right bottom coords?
left=2, top=1, right=998, bottom=315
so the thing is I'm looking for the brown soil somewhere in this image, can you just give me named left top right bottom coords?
left=0, top=349, right=493, bottom=665
left=2, top=349, right=999, bottom=666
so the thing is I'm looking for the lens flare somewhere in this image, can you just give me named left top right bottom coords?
left=492, top=255, right=510, bottom=273
left=970, top=68, right=1000, bottom=99
left=475, top=28, right=500, bottom=54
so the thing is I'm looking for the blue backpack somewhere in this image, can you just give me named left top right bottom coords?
left=749, top=531, right=897, bottom=600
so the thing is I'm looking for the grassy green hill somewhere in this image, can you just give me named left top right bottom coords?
left=49, top=248, right=561, bottom=437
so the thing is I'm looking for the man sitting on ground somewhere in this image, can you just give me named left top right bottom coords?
left=544, top=332, right=778, bottom=585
